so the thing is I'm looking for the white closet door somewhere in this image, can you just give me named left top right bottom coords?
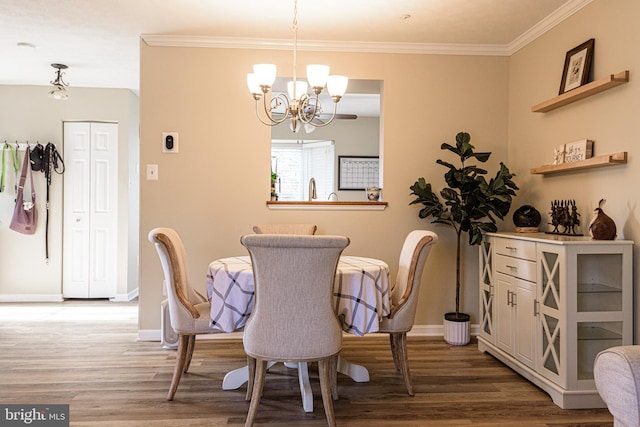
left=63, top=122, right=118, bottom=298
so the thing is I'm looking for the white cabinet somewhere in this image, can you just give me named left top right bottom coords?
left=478, top=232, right=633, bottom=409
left=492, top=237, right=537, bottom=369
left=62, top=122, right=118, bottom=298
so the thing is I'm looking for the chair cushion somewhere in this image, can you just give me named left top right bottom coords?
left=594, top=346, right=640, bottom=427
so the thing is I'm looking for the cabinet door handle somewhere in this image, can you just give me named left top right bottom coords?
left=533, top=299, right=539, bottom=316
left=512, top=292, right=517, bottom=307
left=507, top=290, right=512, bottom=306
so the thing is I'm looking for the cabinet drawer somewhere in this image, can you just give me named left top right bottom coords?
left=494, top=237, right=536, bottom=261
left=495, top=254, right=536, bottom=282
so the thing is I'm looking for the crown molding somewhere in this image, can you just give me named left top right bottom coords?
left=508, top=0, right=594, bottom=55
left=142, top=0, right=594, bottom=58
left=142, top=34, right=509, bottom=56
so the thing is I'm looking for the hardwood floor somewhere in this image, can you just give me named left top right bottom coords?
left=0, top=301, right=613, bottom=426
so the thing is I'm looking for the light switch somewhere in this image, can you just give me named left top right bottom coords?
left=146, top=164, right=159, bottom=180
left=162, top=132, right=179, bottom=153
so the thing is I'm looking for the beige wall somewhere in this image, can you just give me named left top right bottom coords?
left=508, top=0, right=640, bottom=340
left=0, top=85, right=139, bottom=300
left=139, top=42, right=509, bottom=332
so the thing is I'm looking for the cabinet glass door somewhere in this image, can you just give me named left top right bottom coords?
left=479, top=240, right=494, bottom=340
left=539, top=247, right=563, bottom=384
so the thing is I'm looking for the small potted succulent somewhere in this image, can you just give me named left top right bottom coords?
left=409, top=131, right=518, bottom=345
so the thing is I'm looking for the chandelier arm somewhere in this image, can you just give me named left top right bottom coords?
left=258, top=93, right=290, bottom=125
left=254, top=102, right=281, bottom=127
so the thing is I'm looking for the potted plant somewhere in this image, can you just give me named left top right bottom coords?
left=409, top=131, right=518, bottom=345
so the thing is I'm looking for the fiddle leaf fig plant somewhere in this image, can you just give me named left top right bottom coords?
left=409, top=131, right=518, bottom=316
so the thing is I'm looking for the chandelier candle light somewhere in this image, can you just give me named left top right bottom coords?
left=49, top=63, right=69, bottom=101
left=246, top=0, right=348, bottom=133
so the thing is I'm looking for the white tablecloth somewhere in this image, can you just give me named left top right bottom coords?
left=206, top=255, right=390, bottom=336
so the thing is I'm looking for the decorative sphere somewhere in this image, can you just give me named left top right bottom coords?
left=513, top=205, right=541, bottom=228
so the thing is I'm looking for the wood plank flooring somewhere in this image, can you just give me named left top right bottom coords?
left=0, top=301, right=613, bottom=426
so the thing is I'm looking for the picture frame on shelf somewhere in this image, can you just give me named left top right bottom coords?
left=559, top=38, right=595, bottom=94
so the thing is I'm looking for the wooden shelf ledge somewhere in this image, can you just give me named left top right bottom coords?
left=532, top=70, right=629, bottom=113
left=266, top=201, right=388, bottom=211
left=530, top=152, right=627, bottom=175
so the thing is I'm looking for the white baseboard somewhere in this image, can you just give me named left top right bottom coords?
left=138, top=324, right=480, bottom=343
left=111, top=288, right=139, bottom=302
left=0, top=294, right=64, bottom=302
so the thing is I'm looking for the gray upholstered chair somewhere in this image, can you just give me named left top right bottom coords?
left=377, top=230, right=438, bottom=396
left=240, top=234, right=350, bottom=427
left=252, top=223, right=317, bottom=235
left=149, top=227, right=223, bottom=401
left=594, top=346, right=640, bottom=427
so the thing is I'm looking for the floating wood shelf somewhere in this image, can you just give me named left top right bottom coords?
left=532, top=70, right=629, bottom=113
left=530, top=152, right=627, bottom=175
left=531, top=151, right=627, bottom=175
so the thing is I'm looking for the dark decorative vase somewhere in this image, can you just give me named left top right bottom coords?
left=589, top=199, right=617, bottom=240
left=513, top=205, right=541, bottom=231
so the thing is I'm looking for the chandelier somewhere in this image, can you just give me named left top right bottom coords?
left=48, top=63, right=69, bottom=101
left=246, top=0, right=348, bottom=133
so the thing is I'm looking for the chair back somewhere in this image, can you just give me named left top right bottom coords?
left=148, top=227, right=206, bottom=332
left=240, top=234, right=349, bottom=360
left=252, top=223, right=317, bottom=235
left=387, top=230, right=438, bottom=331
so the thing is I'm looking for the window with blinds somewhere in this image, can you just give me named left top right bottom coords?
left=272, top=140, right=335, bottom=201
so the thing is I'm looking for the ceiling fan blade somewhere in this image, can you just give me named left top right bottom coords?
left=317, top=113, right=358, bottom=120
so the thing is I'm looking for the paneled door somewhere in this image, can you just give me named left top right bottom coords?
left=63, top=122, right=118, bottom=298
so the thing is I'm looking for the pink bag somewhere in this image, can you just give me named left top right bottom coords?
left=10, top=147, right=37, bottom=235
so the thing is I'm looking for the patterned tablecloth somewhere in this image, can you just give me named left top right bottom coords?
left=206, top=255, right=390, bottom=336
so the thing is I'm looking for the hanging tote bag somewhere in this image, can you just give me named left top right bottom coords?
left=9, top=147, right=38, bottom=234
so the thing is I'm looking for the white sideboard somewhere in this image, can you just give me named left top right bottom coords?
left=478, top=232, right=633, bottom=409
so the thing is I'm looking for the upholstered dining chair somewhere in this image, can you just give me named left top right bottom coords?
left=252, top=223, right=317, bottom=235
left=377, top=230, right=438, bottom=396
left=149, top=227, right=225, bottom=401
left=240, top=234, right=350, bottom=427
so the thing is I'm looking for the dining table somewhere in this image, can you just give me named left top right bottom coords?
left=206, top=255, right=390, bottom=412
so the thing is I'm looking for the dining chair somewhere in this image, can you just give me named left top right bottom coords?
left=252, top=223, right=317, bottom=235
left=240, top=234, right=350, bottom=427
left=148, top=227, right=226, bottom=401
left=377, top=230, right=438, bottom=396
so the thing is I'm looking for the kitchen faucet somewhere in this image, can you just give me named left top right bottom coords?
left=308, top=178, right=317, bottom=201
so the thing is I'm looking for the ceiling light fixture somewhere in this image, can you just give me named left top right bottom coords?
left=49, top=63, right=69, bottom=101
left=246, top=0, right=348, bottom=133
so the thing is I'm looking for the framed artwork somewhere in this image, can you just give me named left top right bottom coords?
left=559, top=39, right=595, bottom=94
left=338, top=156, right=379, bottom=190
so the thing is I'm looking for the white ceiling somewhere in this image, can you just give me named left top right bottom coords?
left=0, top=0, right=589, bottom=93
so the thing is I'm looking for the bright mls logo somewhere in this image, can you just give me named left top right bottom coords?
left=0, top=405, right=69, bottom=426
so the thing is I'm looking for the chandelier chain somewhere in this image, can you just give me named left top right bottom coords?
left=292, top=0, right=298, bottom=85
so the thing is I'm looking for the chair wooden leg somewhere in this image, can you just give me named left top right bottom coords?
left=318, top=358, right=337, bottom=427
left=183, top=335, right=196, bottom=373
left=245, top=359, right=267, bottom=427
left=330, top=355, right=339, bottom=400
left=167, top=334, right=189, bottom=401
left=390, top=333, right=400, bottom=371
left=246, top=356, right=256, bottom=401
left=396, top=332, right=414, bottom=396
